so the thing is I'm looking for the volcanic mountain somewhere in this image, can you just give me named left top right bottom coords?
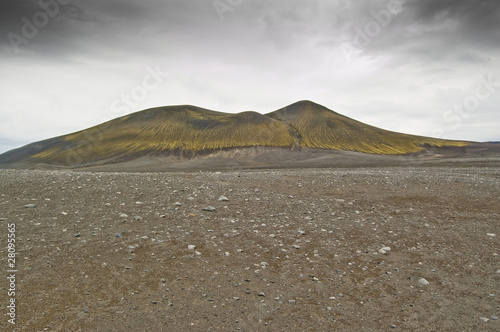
left=0, top=100, right=470, bottom=169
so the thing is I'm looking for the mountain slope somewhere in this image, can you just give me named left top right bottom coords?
left=1, top=105, right=297, bottom=166
left=0, top=101, right=468, bottom=167
left=266, top=101, right=466, bottom=154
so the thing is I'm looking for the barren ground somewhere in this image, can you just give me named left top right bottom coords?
left=1, top=166, right=499, bottom=331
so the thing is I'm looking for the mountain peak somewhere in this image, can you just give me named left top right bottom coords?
left=283, top=100, right=332, bottom=112
left=266, top=100, right=337, bottom=121
left=288, top=100, right=326, bottom=108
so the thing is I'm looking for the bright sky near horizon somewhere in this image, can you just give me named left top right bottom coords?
left=1, top=0, right=499, bottom=153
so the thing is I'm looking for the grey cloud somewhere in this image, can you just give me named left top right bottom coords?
left=1, top=0, right=103, bottom=57
left=327, top=0, right=499, bottom=66
left=375, top=0, right=499, bottom=58
left=0, top=0, right=39, bottom=28
left=0, top=0, right=499, bottom=153
left=407, top=0, right=499, bottom=26
left=404, top=0, right=500, bottom=45
left=57, top=3, right=102, bottom=25
left=1, top=0, right=208, bottom=58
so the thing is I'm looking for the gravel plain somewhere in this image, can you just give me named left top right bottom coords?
left=1, top=166, right=499, bottom=331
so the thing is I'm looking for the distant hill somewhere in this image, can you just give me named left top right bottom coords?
left=0, top=100, right=469, bottom=168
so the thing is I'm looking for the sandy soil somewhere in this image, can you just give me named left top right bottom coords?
left=1, top=166, right=499, bottom=331
left=5, top=143, right=499, bottom=173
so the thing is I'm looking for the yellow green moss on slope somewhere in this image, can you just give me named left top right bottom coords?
left=266, top=101, right=468, bottom=154
left=32, top=106, right=298, bottom=163
left=28, top=101, right=470, bottom=165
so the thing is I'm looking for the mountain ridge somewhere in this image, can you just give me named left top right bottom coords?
left=0, top=100, right=470, bottom=168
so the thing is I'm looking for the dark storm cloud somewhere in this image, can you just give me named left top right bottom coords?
left=0, top=0, right=39, bottom=27
left=341, top=0, right=500, bottom=64
left=404, top=0, right=500, bottom=46
left=3, top=0, right=499, bottom=58
left=1, top=0, right=104, bottom=56
left=0, top=0, right=329, bottom=58
left=408, top=0, right=499, bottom=26
left=1, top=1, right=156, bottom=55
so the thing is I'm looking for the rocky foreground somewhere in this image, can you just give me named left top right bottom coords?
left=1, top=167, right=499, bottom=331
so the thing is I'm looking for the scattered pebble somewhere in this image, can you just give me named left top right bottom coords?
left=2, top=167, right=499, bottom=331
left=379, top=246, right=391, bottom=255
left=418, top=278, right=430, bottom=286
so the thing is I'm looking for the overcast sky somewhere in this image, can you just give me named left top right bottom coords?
left=1, top=0, right=499, bottom=153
